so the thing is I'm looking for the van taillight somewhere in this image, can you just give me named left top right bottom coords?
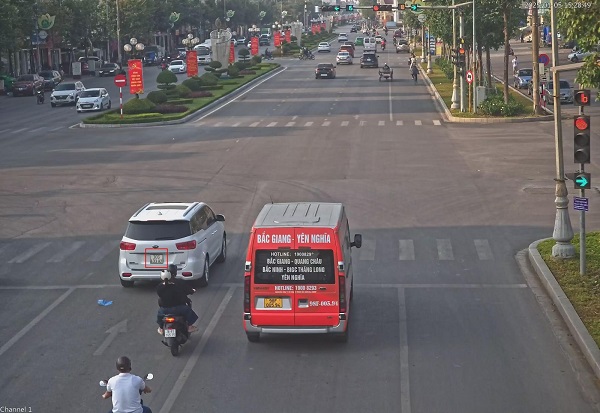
left=244, top=276, right=251, bottom=313
left=176, top=240, right=197, bottom=250
left=339, top=276, right=346, bottom=313
left=120, top=241, right=136, bottom=251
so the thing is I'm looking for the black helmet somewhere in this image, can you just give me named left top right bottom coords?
left=116, top=356, right=131, bottom=373
left=168, top=264, right=177, bottom=277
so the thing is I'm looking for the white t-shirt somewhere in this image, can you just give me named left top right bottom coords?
left=107, top=373, right=145, bottom=413
left=512, top=57, right=518, bottom=68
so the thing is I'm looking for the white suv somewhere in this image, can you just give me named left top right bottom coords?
left=118, top=202, right=226, bottom=288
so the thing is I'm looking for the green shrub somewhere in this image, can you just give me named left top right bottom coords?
left=435, top=58, right=454, bottom=80
left=155, top=104, right=188, bottom=114
left=157, top=84, right=176, bottom=90
left=239, top=69, right=256, bottom=75
left=479, top=92, right=525, bottom=117
left=175, top=84, right=192, bottom=98
left=234, top=61, right=251, bottom=70
left=227, top=65, right=240, bottom=78
left=166, top=98, right=193, bottom=105
left=164, top=89, right=179, bottom=98
left=189, top=91, right=214, bottom=98
left=238, top=48, right=250, bottom=61
left=182, top=78, right=202, bottom=91
left=208, top=61, right=222, bottom=69
left=282, top=43, right=292, bottom=54
left=204, top=66, right=215, bottom=72
left=156, top=70, right=177, bottom=87
left=147, top=90, right=168, bottom=104
left=251, top=55, right=262, bottom=65
left=122, top=97, right=156, bottom=114
left=198, top=72, right=219, bottom=86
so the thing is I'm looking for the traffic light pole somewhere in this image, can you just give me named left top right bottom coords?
left=579, top=101, right=586, bottom=275
left=459, top=12, right=465, bottom=112
left=450, top=0, right=459, bottom=109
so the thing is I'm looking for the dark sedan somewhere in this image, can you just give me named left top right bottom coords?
left=98, top=63, right=121, bottom=77
left=39, top=70, right=62, bottom=90
left=315, top=63, right=336, bottom=79
left=12, top=74, right=44, bottom=96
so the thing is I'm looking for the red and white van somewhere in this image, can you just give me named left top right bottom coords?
left=243, top=202, right=362, bottom=342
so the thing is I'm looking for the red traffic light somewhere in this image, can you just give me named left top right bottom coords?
left=458, top=47, right=465, bottom=55
left=575, top=116, right=589, bottom=131
left=397, top=4, right=405, bottom=9
left=373, top=5, right=380, bottom=11
left=574, top=89, right=591, bottom=106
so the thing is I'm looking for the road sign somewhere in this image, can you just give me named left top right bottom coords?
left=574, top=172, right=591, bottom=189
left=574, top=197, right=589, bottom=211
left=418, top=14, right=427, bottom=23
left=114, top=74, right=127, bottom=87
left=466, top=70, right=473, bottom=84
left=538, top=53, right=550, bottom=66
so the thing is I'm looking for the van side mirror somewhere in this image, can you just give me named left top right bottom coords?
left=351, top=234, right=362, bottom=248
left=216, top=214, right=225, bottom=221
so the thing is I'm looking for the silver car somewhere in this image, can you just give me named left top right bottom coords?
left=513, top=68, right=532, bottom=89
left=542, top=80, right=573, bottom=105
left=118, top=202, right=226, bottom=287
left=76, top=88, right=111, bottom=112
left=336, top=51, right=353, bottom=65
left=50, top=81, right=85, bottom=107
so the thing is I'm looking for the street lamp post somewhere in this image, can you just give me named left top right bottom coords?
left=123, top=37, right=145, bottom=60
left=181, top=33, right=200, bottom=51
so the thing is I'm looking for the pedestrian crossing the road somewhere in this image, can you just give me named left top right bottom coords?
left=192, top=118, right=443, bottom=129
left=1, top=236, right=496, bottom=266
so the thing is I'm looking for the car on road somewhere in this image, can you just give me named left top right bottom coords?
left=315, top=63, right=336, bottom=79
left=236, top=37, right=247, bottom=46
left=336, top=51, right=353, bottom=65
left=354, top=37, right=364, bottom=46
left=375, top=35, right=385, bottom=44
left=0, top=73, right=16, bottom=92
left=50, top=81, right=85, bottom=107
left=513, top=68, right=533, bottom=89
left=363, top=37, right=377, bottom=51
left=541, top=80, right=573, bottom=104
left=168, top=60, right=187, bottom=74
left=567, top=49, right=594, bottom=62
left=12, top=74, right=44, bottom=97
left=195, top=47, right=212, bottom=65
left=259, top=34, right=270, bottom=46
left=98, top=63, right=121, bottom=77
left=339, top=45, right=355, bottom=57
left=338, top=33, right=348, bottom=42
left=318, top=42, right=331, bottom=52
left=395, top=39, right=410, bottom=53
left=350, top=26, right=357, bottom=33
left=118, top=202, right=227, bottom=288
left=38, top=70, right=62, bottom=90
left=76, top=88, right=111, bottom=112
left=360, top=52, right=379, bottom=68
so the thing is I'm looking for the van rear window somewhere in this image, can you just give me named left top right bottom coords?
left=254, top=250, right=335, bottom=284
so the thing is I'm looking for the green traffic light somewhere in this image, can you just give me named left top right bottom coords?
left=410, top=4, right=419, bottom=11
left=334, top=5, right=340, bottom=11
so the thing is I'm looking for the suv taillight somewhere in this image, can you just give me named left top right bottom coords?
left=120, top=241, right=136, bottom=251
left=339, top=276, right=346, bottom=313
left=176, top=240, right=197, bottom=250
left=244, top=276, right=251, bottom=313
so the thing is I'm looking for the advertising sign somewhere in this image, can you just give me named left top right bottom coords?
left=186, top=50, right=198, bottom=77
left=71, top=62, right=82, bottom=78
left=127, top=59, right=144, bottom=95
left=229, top=40, right=236, bottom=63
left=285, top=29, right=291, bottom=43
left=251, top=37, right=259, bottom=56
left=274, top=31, right=281, bottom=47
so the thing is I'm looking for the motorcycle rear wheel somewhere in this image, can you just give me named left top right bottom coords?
left=167, top=337, right=180, bottom=356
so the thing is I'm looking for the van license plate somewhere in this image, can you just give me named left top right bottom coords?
left=149, top=254, right=164, bottom=264
left=164, top=329, right=176, bottom=338
left=264, top=298, right=283, bottom=308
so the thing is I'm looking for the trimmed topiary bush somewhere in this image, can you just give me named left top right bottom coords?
left=227, top=65, right=240, bottom=78
left=234, top=61, right=251, bottom=70
left=251, top=55, right=262, bottom=65
left=199, top=72, right=219, bottom=86
left=208, top=61, right=223, bottom=69
left=157, top=70, right=178, bottom=88
left=122, top=97, right=156, bottom=114
left=182, top=78, right=202, bottom=91
left=155, top=104, right=188, bottom=114
left=189, top=90, right=214, bottom=98
left=175, top=84, right=192, bottom=98
left=239, top=69, right=256, bottom=75
left=147, top=90, right=168, bottom=104
left=238, top=48, right=250, bottom=61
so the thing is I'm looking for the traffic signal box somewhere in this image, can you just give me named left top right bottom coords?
left=321, top=5, right=341, bottom=11
left=346, top=5, right=354, bottom=11
left=574, top=115, right=591, bottom=164
left=373, top=4, right=393, bottom=11
left=574, top=90, right=591, bottom=106
left=398, top=4, right=406, bottom=9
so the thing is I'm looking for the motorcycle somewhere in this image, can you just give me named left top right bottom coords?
left=262, top=52, right=274, bottom=60
left=36, top=88, right=45, bottom=104
left=161, top=313, right=191, bottom=356
left=100, top=373, right=153, bottom=410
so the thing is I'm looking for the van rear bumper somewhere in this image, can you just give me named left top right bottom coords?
left=244, top=315, right=347, bottom=334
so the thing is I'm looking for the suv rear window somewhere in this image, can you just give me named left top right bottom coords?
left=254, top=250, right=335, bottom=284
left=125, top=221, right=192, bottom=241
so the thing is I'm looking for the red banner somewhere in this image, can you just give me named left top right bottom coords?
left=251, top=37, right=259, bottom=56
left=186, top=50, right=198, bottom=77
left=285, top=30, right=291, bottom=43
left=311, top=25, right=317, bottom=34
left=229, top=41, right=235, bottom=63
left=274, top=31, right=281, bottom=47
left=127, top=59, right=144, bottom=95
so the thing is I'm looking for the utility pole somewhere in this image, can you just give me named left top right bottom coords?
left=472, top=0, right=476, bottom=113
left=451, top=0, right=459, bottom=109
left=116, top=0, right=122, bottom=65
left=531, top=3, right=542, bottom=115
left=459, top=11, right=465, bottom=112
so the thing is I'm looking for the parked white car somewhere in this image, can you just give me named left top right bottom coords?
left=76, top=88, right=111, bottom=112
left=168, top=60, right=187, bottom=73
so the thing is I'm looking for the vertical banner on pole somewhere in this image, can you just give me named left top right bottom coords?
left=186, top=50, right=198, bottom=77
left=127, top=59, right=144, bottom=95
left=229, top=40, right=236, bottom=63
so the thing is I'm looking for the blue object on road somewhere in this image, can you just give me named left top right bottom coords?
left=98, top=299, right=113, bottom=306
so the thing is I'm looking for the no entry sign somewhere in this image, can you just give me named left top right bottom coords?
left=114, top=74, right=127, bottom=87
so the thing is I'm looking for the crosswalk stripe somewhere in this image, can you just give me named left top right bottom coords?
left=396, top=120, right=403, bottom=126
left=360, top=120, right=366, bottom=126
left=286, top=122, right=296, bottom=127
left=266, top=122, right=277, bottom=127
left=341, top=121, right=349, bottom=126
left=88, top=241, right=118, bottom=262
left=249, top=122, right=260, bottom=127
left=398, top=240, right=415, bottom=261
left=474, top=239, right=493, bottom=260
left=231, top=122, right=240, bottom=127
left=322, top=121, right=331, bottom=126
left=304, top=121, right=313, bottom=126
left=414, top=120, right=422, bottom=126
left=436, top=239, right=454, bottom=260
left=378, top=120, right=385, bottom=126
left=46, top=241, right=86, bottom=263
left=213, top=122, right=223, bottom=127
left=433, top=120, right=441, bottom=126
left=8, top=242, right=51, bottom=264
left=358, top=239, right=375, bottom=260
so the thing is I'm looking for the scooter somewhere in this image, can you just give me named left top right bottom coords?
left=161, top=314, right=191, bottom=356
left=262, top=52, right=274, bottom=60
left=36, top=88, right=45, bottom=104
left=100, top=373, right=153, bottom=409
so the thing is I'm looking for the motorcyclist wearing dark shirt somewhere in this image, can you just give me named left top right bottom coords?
left=156, top=264, right=199, bottom=334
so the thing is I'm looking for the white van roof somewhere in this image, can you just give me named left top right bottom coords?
left=254, top=202, right=343, bottom=228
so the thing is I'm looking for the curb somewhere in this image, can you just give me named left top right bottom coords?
left=79, top=65, right=285, bottom=128
left=421, top=66, right=554, bottom=123
left=528, top=239, right=600, bottom=380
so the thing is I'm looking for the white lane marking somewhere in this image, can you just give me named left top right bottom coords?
left=360, top=120, right=366, bottom=126
left=399, top=240, right=415, bottom=261
left=396, top=120, right=403, bottom=126
left=231, top=122, right=240, bottom=127
left=399, top=288, right=412, bottom=413
left=10, top=128, right=27, bottom=134
left=378, top=120, right=385, bottom=126
left=249, top=121, right=260, bottom=127
left=436, top=239, right=454, bottom=260
left=433, top=120, right=441, bottom=126
left=88, top=240, right=118, bottom=262
left=49, top=126, right=63, bottom=132
left=322, top=121, right=331, bottom=126
left=414, top=120, right=422, bottom=126
left=284, top=121, right=295, bottom=127
left=159, top=287, right=235, bottom=413
left=341, top=121, right=349, bottom=127
left=474, top=239, right=494, bottom=260
left=29, top=127, right=46, bottom=133
left=388, top=79, right=394, bottom=121
left=8, top=242, right=51, bottom=264
left=0, top=129, right=10, bottom=134
left=266, top=122, right=278, bottom=127
left=304, top=121, right=313, bottom=127
left=358, top=239, right=375, bottom=260
left=213, top=121, right=223, bottom=127
left=0, top=288, right=75, bottom=357
left=47, top=241, right=86, bottom=263
left=292, top=115, right=298, bottom=120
